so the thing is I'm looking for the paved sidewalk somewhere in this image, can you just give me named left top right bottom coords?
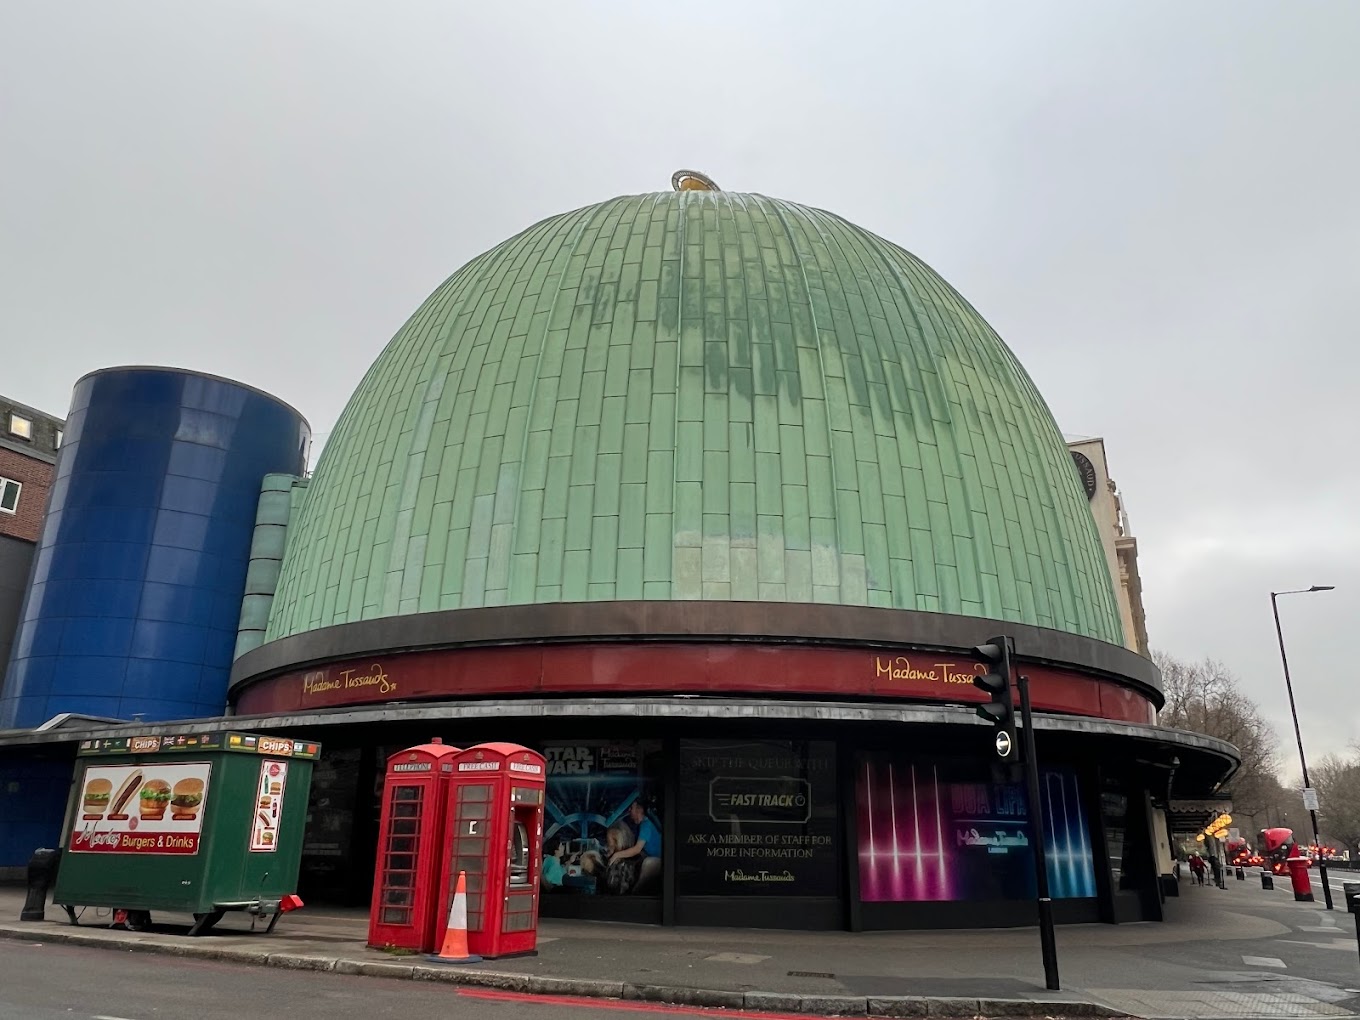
left=1, top=878, right=1356, bottom=1018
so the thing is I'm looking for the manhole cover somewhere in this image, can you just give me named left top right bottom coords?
left=788, top=970, right=836, bottom=979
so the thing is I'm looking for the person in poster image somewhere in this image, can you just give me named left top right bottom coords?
left=541, top=842, right=567, bottom=891
left=611, top=799, right=661, bottom=893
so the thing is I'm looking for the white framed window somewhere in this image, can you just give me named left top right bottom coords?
left=0, top=478, right=19, bottom=514
left=8, top=414, right=31, bottom=440
left=55, top=430, right=63, bottom=448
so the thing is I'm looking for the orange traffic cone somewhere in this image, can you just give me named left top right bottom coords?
left=426, top=871, right=481, bottom=964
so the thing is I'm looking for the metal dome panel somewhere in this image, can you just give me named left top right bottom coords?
left=264, top=191, right=1122, bottom=645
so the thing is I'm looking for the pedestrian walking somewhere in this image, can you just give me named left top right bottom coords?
left=1189, top=854, right=1206, bottom=886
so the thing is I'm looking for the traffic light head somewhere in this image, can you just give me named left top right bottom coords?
left=972, top=636, right=1017, bottom=759
left=974, top=642, right=1005, bottom=663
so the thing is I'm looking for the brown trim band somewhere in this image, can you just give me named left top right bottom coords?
left=230, top=601, right=1162, bottom=707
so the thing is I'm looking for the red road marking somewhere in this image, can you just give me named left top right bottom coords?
left=456, top=987, right=823, bottom=1018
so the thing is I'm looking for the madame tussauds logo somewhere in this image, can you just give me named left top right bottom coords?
left=302, top=665, right=397, bottom=697
left=874, top=656, right=984, bottom=685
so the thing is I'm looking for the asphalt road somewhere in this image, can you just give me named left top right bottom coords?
left=0, top=941, right=788, bottom=1020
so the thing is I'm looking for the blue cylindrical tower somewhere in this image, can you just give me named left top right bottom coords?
left=0, top=367, right=309, bottom=728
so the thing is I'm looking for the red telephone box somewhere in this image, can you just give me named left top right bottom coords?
left=367, top=738, right=461, bottom=952
left=434, top=743, right=546, bottom=959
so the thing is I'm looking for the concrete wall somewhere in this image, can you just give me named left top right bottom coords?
left=1068, top=438, right=1149, bottom=657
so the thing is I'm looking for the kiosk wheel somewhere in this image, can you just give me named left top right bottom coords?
left=188, top=910, right=224, bottom=937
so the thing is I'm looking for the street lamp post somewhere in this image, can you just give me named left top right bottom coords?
left=1271, top=585, right=1336, bottom=910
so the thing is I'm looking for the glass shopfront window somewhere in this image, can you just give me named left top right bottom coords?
left=677, top=739, right=838, bottom=897
left=1099, top=777, right=1150, bottom=895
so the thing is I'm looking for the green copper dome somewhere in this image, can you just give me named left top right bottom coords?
left=264, top=188, right=1123, bottom=645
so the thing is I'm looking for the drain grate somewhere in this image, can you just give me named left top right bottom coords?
left=787, top=970, right=836, bottom=979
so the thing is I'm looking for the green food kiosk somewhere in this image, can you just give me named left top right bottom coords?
left=53, top=730, right=321, bottom=936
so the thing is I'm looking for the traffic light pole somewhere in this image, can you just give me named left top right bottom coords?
left=1271, top=591, right=1333, bottom=910
left=1018, top=674, right=1060, bottom=991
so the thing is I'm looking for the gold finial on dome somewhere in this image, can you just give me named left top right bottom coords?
left=672, top=169, right=720, bottom=192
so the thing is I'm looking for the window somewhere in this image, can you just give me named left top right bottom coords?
left=0, top=478, right=19, bottom=514
left=678, top=738, right=837, bottom=898
left=8, top=414, right=31, bottom=440
left=55, top=430, right=63, bottom=448
left=543, top=741, right=664, bottom=898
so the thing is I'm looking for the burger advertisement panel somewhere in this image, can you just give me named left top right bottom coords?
left=250, top=759, right=288, bottom=852
left=70, top=762, right=211, bottom=855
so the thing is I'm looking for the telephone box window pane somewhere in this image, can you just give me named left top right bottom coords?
left=459, top=784, right=492, bottom=802
left=456, top=855, right=484, bottom=876
left=511, top=786, right=543, bottom=804
left=385, top=871, right=413, bottom=888
left=388, top=836, right=415, bottom=853
left=392, top=819, right=418, bottom=835
left=383, top=889, right=413, bottom=907
left=458, top=801, right=489, bottom=819
left=542, top=740, right=664, bottom=898
left=456, top=834, right=487, bottom=856
left=393, top=785, right=422, bottom=802
left=503, top=911, right=533, bottom=932
left=381, top=907, right=412, bottom=924
left=393, top=801, right=421, bottom=818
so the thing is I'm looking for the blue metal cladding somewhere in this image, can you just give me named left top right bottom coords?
left=0, top=368, right=309, bottom=728
left=0, top=756, right=72, bottom=866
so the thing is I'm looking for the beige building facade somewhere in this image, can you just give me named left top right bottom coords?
left=1068, top=437, right=1150, bottom=657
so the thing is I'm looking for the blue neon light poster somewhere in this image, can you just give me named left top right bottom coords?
left=856, top=755, right=1097, bottom=902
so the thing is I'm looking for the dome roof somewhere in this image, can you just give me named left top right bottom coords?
left=265, top=187, right=1123, bottom=645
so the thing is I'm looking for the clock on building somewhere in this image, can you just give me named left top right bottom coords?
left=1071, top=451, right=1098, bottom=501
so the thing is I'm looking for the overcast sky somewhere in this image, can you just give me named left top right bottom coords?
left=3, top=1, right=1356, bottom=768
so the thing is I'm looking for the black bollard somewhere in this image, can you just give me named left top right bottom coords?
left=1262, top=871, right=1275, bottom=891
left=1344, top=883, right=1360, bottom=965
left=20, top=848, right=61, bottom=921
left=1236, top=867, right=1245, bottom=881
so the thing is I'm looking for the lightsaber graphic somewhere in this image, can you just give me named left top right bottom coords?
left=858, top=761, right=954, bottom=901
left=1042, top=771, right=1094, bottom=899
left=888, top=763, right=898, bottom=876
left=864, top=761, right=875, bottom=872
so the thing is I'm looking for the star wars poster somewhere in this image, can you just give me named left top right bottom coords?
left=542, top=741, right=662, bottom=897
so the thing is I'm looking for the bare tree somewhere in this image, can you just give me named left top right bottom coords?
left=1153, top=650, right=1282, bottom=818
left=1313, top=751, right=1360, bottom=857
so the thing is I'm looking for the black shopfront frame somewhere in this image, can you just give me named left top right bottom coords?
left=294, top=715, right=1163, bottom=931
